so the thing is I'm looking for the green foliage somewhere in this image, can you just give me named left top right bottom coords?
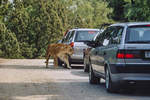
left=0, top=21, right=21, bottom=58
left=68, top=0, right=113, bottom=28
left=106, top=0, right=127, bottom=21
left=106, top=0, right=150, bottom=22
left=91, top=0, right=113, bottom=27
left=124, top=0, right=150, bottom=21
left=0, top=0, right=113, bottom=58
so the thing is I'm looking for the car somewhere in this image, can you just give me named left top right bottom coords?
left=87, top=22, right=150, bottom=93
left=61, top=28, right=100, bottom=67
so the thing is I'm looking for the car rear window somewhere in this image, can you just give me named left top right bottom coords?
left=75, top=31, right=99, bottom=42
left=126, top=25, right=150, bottom=43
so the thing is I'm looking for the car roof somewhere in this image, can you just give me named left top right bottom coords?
left=111, top=22, right=150, bottom=27
left=70, top=28, right=100, bottom=31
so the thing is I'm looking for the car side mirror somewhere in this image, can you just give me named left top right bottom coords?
left=84, top=41, right=97, bottom=48
left=86, top=41, right=103, bottom=48
left=103, top=39, right=109, bottom=46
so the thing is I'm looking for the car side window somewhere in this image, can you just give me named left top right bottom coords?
left=95, top=27, right=114, bottom=46
left=94, top=32, right=102, bottom=46
left=63, top=31, right=72, bottom=42
left=110, top=26, right=124, bottom=44
left=94, top=33, right=101, bottom=42
left=68, top=31, right=75, bottom=42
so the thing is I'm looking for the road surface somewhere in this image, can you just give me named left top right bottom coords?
left=0, top=59, right=150, bottom=100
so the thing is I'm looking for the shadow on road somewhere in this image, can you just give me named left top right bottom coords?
left=0, top=63, right=84, bottom=70
left=0, top=65, right=46, bottom=69
left=0, top=82, right=63, bottom=100
left=0, top=65, right=70, bottom=70
left=1, top=80, right=150, bottom=100
left=71, top=70, right=88, bottom=77
left=119, top=85, right=150, bottom=96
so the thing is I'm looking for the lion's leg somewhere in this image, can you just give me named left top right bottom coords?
left=45, top=53, right=50, bottom=68
left=53, top=55, right=58, bottom=68
left=59, top=54, right=71, bottom=69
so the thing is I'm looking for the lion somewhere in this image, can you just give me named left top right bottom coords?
left=45, top=43, right=74, bottom=69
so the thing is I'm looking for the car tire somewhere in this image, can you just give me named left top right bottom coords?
left=84, top=57, right=89, bottom=72
left=105, top=67, right=118, bottom=93
left=58, top=58, right=63, bottom=66
left=89, top=63, right=100, bottom=84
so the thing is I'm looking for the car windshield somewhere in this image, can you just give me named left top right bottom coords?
left=126, top=25, right=150, bottom=43
left=75, top=31, right=99, bottom=42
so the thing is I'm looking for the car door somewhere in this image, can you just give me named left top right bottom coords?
left=90, top=27, right=115, bottom=75
left=105, top=26, right=124, bottom=70
left=96, top=26, right=124, bottom=74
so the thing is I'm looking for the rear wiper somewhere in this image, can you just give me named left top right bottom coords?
left=127, top=41, right=150, bottom=43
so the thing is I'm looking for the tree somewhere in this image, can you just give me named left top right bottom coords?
left=68, top=0, right=113, bottom=28
left=0, top=20, right=21, bottom=58
left=0, top=0, right=21, bottom=58
left=0, top=0, right=114, bottom=58
left=26, top=0, right=65, bottom=58
left=124, top=0, right=150, bottom=21
left=106, top=0, right=127, bottom=21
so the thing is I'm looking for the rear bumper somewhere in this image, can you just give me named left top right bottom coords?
left=110, top=63, right=150, bottom=85
left=111, top=73, right=150, bottom=85
left=70, top=54, right=83, bottom=63
left=110, top=63, right=150, bottom=73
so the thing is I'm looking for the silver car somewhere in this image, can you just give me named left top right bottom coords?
left=61, top=28, right=100, bottom=66
left=87, top=22, right=150, bottom=93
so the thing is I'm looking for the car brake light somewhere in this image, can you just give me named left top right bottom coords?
left=125, top=54, right=134, bottom=58
left=117, top=50, right=141, bottom=59
left=145, top=24, right=150, bottom=27
left=117, top=53, right=125, bottom=59
left=70, top=42, right=74, bottom=47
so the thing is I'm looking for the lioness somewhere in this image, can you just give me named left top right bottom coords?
left=45, top=43, right=74, bottom=69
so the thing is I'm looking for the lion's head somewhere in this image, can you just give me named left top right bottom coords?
left=65, top=45, right=74, bottom=55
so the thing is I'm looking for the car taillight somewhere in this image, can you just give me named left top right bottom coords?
left=70, top=42, right=74, bottom=47
left=145, top=24, right=150, bottom=27
left=125, top=54, right=134, bottom=58
left=117, top=53, right=125, bottom=59
left=117, top=50, right=141, bottom=59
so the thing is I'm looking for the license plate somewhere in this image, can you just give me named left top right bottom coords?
left=145, top=51, right=150, bottom=58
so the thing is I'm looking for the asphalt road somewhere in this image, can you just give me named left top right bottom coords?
left=0, top=59, right=150, bottom=100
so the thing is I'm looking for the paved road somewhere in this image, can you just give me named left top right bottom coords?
left=0, top=59, right=150, bottom=100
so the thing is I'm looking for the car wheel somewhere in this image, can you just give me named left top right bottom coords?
left=84, top=57, right=89, bottom=72
left=105, top=67, right=118, bottom=93
left=57, top=58, right=63, bottom=66
left=89, top=63, right=100, bottom=84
